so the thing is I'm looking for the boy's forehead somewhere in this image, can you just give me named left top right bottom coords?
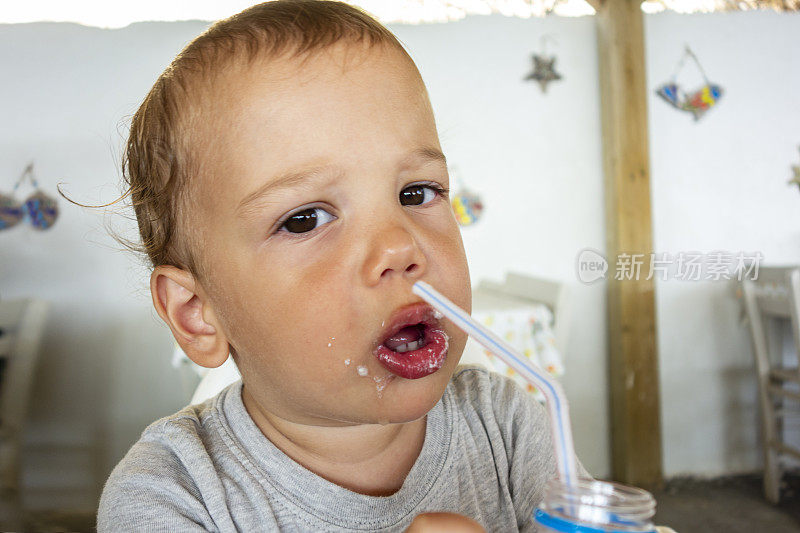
left=189, top=42, right=436, bottom=196
left=206, top=42, right=421, bottom=113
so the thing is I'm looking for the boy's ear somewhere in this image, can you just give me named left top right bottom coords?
left=150, top=265, right=230, bottom=368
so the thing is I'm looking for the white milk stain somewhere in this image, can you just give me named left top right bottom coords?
left=327, top=336, right=335, bottom=348
left=374, top=374, right=395, bottom=424
left=344, top=358, right=351, bottom=366
left=357, top=365, right=369, bottom=377
left=372, top=375, right=392, bottom=399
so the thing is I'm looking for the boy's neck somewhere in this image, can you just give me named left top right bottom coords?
left=241, top=385, right=427, bottom=496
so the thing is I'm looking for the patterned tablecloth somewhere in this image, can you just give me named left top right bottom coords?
left=460, top=303, right=564, bottom=402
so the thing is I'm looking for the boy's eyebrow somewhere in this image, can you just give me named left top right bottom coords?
left=237, top=168, right=331, bottom=217
left=235, top=147, right=447, bottom=216
left=402, top=147, right=447, bottom=169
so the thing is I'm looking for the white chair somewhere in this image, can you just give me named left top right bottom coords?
left=461, top=272, right=570, bottom=369
left=0, top=299, right=49, bottom=530
left=190, top=273, right=569, bottom=405
left=741, top=266, right=800, bottom=503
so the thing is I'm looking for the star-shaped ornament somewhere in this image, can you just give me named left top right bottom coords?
left=790, top=159, right=800, bottom=192
left=524, top=54, right=562, bottom=93
left=788, top=146, right=800, bottom=192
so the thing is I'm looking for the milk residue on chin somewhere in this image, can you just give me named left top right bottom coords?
left=372, top=374, right=392, bottom=399
left=354, top=362, right=393, bottom=398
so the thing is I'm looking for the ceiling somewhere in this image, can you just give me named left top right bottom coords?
left=2, top=0, right=796, bottom=29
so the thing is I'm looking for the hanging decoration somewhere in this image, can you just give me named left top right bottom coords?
left=0, top=163, right=59, bottom=231
left=655, top=46, right=723, bottom=121
left=524, top=35, right=562, bottom=93
left=789, top=147, right=800, bottom=192
left=449, top=167, right=484, bottom=227
left=0, top=193, right=24, bottom=230
left=452, top=189, right=484, bottom=227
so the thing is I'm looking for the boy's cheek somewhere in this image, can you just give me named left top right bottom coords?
left=438, top=240, right=472, bottom=311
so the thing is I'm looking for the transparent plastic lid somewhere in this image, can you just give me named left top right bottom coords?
left=535, top=478, right=657, bottom=533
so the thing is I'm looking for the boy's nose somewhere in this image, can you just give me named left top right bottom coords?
left=362, top=225, right=427, bottom=287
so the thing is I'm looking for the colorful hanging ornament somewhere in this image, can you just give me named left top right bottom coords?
left=524, top=35, right=562, bottom=93
left=655, top=46, right=723, bottom=121
left=449, top=167, right=484, bottom=227
left=681, top=84, right=723, bottom=118
left=789, top=147, right=800, bottom=192
left=0, top=193, right=24, bottom=230
left=25, top=189, right=59, bottom=230
left=0, top=163, right=59, bottom=231
left=452, top=189, right=484, bottom=227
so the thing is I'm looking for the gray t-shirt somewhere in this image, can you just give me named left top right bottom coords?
left=98, top=365, right=583, bottom=532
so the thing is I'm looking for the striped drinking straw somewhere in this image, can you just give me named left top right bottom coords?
left=413, top=281, right=578, bottom=487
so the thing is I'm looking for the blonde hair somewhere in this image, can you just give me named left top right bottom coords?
left=121, top=0, right=407, bottom=278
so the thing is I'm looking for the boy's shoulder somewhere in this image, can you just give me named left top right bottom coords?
left=121, top=393, right=220, bottom=461
left=450, top=362, right=520, bottom=391
left=97, top=391, right=231, bottom=531
left=449, top=364, right=546, bottom=420
left=447, top=364, right=552, bottom=452
left=107, top=388, right=225, bottom=472
left=451, top=365, right=591, bottom=481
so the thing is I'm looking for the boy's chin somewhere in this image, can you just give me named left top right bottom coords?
left=365, top=367, right=456, bottom=424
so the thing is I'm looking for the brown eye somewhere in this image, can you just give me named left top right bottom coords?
left=280, top=208, right=335, bottom=234
left=400, top=185, right=438, bottom=206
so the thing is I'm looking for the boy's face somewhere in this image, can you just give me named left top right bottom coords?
left=193, top=42, right=471, bottom=426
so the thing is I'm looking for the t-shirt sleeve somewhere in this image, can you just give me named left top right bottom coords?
left=96, top=424, right=218, bottom=532
left=484, top=369, right=592, bottom=532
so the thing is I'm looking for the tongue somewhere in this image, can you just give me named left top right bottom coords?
left=384, top=325, right=423, bottom=351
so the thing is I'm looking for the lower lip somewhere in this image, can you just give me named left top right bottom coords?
left=373, top=326, right=450, bottom=380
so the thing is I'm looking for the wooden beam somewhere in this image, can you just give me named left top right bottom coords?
left=595, top=0, right=663, bottom=488
left=584, top=0, right=605, bottom=11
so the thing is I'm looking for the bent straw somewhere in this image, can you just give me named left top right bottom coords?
left=413, top=281, right=578, bottom=487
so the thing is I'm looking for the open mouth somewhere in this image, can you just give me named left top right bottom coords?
left=384, top=324, right=426, bottom=353
left=373, top=303, right=449, bottom=380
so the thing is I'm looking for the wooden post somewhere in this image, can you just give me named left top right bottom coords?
left=594, top=0, right=664, bottom=488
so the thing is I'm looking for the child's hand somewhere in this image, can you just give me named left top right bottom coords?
left=406, top=512, right=485, bottom=532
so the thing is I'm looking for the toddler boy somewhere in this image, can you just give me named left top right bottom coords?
left=98, top=1, right=580, bottom=531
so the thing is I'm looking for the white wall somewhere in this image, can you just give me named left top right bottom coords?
left=645, top=11, right=800, bottom=476
left=1, top=8, right=799, bottom=512
left=0, top=21, right=214, bottom=511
